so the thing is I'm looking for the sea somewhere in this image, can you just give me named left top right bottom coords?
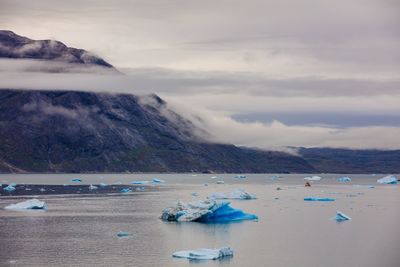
left=0, top=173, right=399, bottom=267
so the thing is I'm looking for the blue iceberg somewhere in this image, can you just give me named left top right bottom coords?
left=173, top=247, right=233, bottom=260
left=161, top=199, right=258, bottom=223
left=3, top=185, right=16, bottom=192
left=117, top=231, right=130, bottom=237
left=120, top=188, right=132, bottom=193
left=131, top=181, right=150, bottom=185
left=337, top=177, right=351, bottom=182
left=234, top=175, right=246, bottom=179
left=335, top=211, right=351, bottom=222
left=304, top=197, right=335, bottom=202
left=152, top=178, right=165, bottom=183
left=71, top=178, right=82, bottom=182
left=377, top=175, right=398, bottom=184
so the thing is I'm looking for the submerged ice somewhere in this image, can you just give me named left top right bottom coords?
left=173, top=247, right=233, bottom=260
left=5, top=199, right=47, bottom=210
left=161, top=199, right=258, bottom=223
left=209, top=189, right=256, bottom=200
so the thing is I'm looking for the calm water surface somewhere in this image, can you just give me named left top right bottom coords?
left=0, top=174, right=399, bottom=267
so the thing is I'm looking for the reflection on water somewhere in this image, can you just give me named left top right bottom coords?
left=0, top=174, right=399, bottom=267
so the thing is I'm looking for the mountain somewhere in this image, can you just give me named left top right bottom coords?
left=298, top=147, right=400, bottom=174
left=0, top=30, right=114, bottom=70
left=0, top=89, right=316, bottom=173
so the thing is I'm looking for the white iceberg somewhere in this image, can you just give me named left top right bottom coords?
left=160, top=199, right=258, bottom=223
left=304, top=176, right=322, bottom=181
left=335, top=211, right=351, bottom=222
left=209, top=189, right=256, bottom=200
left=89, top=184, right=98, bottom=190
left=337, top=176, right=351, bottom=182
left=377, top=175, right=398, bottom=184
left=216, top=180, right=225, bottom=184
left=152, top=178, right=165, bottom=183
left=173, top=247, right=233, bottom=260
left=5, top=199, right=47, bottom=210
left=99, top=183, right=108, bottom=187
left=3, top=185, right=16, bottom=192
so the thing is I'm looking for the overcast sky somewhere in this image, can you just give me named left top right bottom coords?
left=1, top=0, right=399, bottom=149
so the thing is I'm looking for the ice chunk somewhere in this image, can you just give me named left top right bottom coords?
left=120, top=188, right=132, bottom=193
left=304, top=197, right=335, bottom=202
left=117, top=231, right=130, bottom=237
left=161, top=199, right=258, bottom=223
left=337, top=177, right=351, bottom=182
left=173, top=247, right=233, bottom=260
left=99, top=183, right=108, bottom=187
left=304, top=176, right=322, bottom=181
left=5, top=199, right=47, bottom=210
left=3, top=185, right=16, bottom=192
left=234, top=175, right=246, bottom=179
left=210, top=176, right=218, bottom=179
left=377, top=175, right=398, bottom=184
left=269, top=175, right=279, bottom=180
left=131, top=181, right=150, bottom=185
left=89, top=184, right=98, bottom=190
left=71, top=178, right=82, bottom=182
left=9, top=183, right=17, bottom=187
left=209, top=189, right=256, bottom=200
left=216, top=180, right=225, bottom=184
left=335, top=211, right=351, bottom=222
left=191, top=192, right=199, bottom=197
left=152, top=178, right=165, bottom=183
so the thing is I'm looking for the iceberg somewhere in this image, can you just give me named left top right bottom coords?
left=71, top=178, right=82, bottom=182
left=160, top=199, right=258, bottom=223
left=304, top=176, right=322, bottom=181
left=216, top=180, right=225, bottom=184
left=337, top=177, right=351, bottom=182
left=99, top=183, right=108, bottom=187
left=377, top=175, right=398, bottom=184
left=304, top=197, right=335, bottom=202
left=89, top=184, right=98, bottom=190
left=152, top=178, right=165, bottom=183
left=234, top=175, right=246, bottom=179
left=117, top=231, right=130, bottom=237
left=335, top=211, right=351, bottom=222
left=131, top=181, right=150, bottom=185
left=120, top=188, right=132, bottom=193
left=269, top=175, right=279, bottom=181
left=3, top=185, right=16, bottom=192
left=209, top=189, right=256, bottom=200
left=5, top=199, right=47, bottom=210
left=173, top=247, right=233, bottom=260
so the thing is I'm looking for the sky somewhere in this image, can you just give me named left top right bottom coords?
left=0, top=0, right=399, bottom=149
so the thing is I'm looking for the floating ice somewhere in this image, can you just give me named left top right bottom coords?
left=131, top=181, right=150, bottom=185
left=120, top=188, right=132, bottom=193
left=152, top=178, right=165, bottom=183
left=173, top=247, right=233, bottom=260
left=89, top=184, right=98, bottom=190
left=5, top=199, right=47, bottom=210
left=71, top=178, right=82, bottom=182
left=99, top=183, right=108, bottom=187
left=304, top=176, right=322, bottom=181
left=3, top=185, right=16, bottom=192
left=234, top=175, right=246, bottom=179
left=337, top=177, right=351, bottom=182
left=117, top=231, right=130, bottom=237
left=191, top=192, right=199, bottom=197
left=269, top=175, right=279, bottom=180
left=209, top=189, right=256, bottom=200
left=210, top=176, right=218, bottom=179
left=161, top=199, right=258, bottom=223
left=377, top=175, right=398, bottom=184
left=216, top=180, right=225, bottom=184
left=335, top=211, right=351, bottom=222
left=304, top=197, right=335, bottom=202
left=9, top=183, right=17, bottom=187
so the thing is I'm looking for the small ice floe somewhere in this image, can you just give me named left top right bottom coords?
left=116, top=231, right=130, bottom=238
left=5, top=199, right=47, bottom=210
left=99, top=183, right=108, bottom=187
left=304, top=176, right=322, bottom=181
left=120, top=188, right=132, bottom=193
left=216, top=180, right=225, bottom=184
left=89, top=184, right=98, bottom=190
left=335, top=211, right=351, bottom=222
left=209, top=189, right=256, bottom=200
left=39, top=188, right=46, bottom=192
left=377, top=175, right=398, bottom=184
left=337, top=177, right=351, bottom=182
left=152, top=178, right=165, bottom=183
left=269, top=175, right=279, bottom=181
left=71, top=178, right=82, bottom=182
left=173, top=247, right=233, bottom=260
left=131, top=181, right=150, bottom=185
left=136, top=187, right=145, bottom=191
left=304, top=197, right=335, bottom=202
left=234, top=175, right=246, bottom=179
left=3, top=185, right=16, bottom=192
left=160, top=199, right=258, bottom=223
left=210, top=176, right=218, bottom=179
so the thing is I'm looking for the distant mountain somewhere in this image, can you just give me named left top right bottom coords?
left=298, top=147, right=400, bottom=174
left=0, top=30, right=114, bottom=70
left=0, top=89, right=316, bottom=173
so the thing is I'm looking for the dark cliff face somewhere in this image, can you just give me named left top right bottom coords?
left=0, top=30, right=114, bottom=69
left=0, top=89, right=316, bottom=173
